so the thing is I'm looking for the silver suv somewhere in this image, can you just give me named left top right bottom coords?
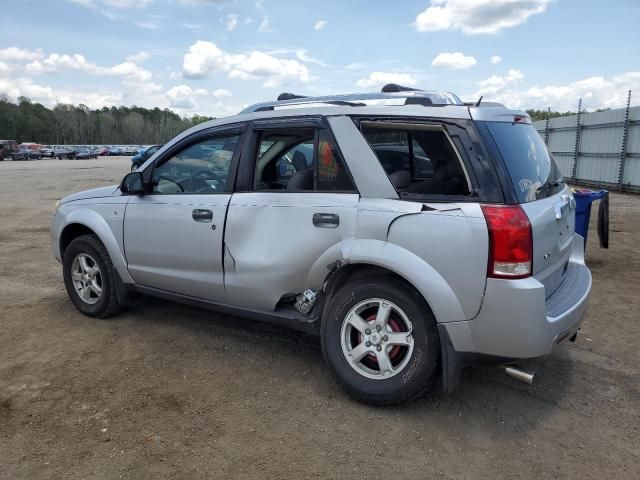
left=51, top=86, right=591, bottom=405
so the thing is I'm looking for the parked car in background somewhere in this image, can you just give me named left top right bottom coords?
left=51, top=86, right=591, bottom=405
left=19, top=148, right=42, bottom=160
left=94, top=146, right=110, bottom=156
left=39, top=146, right=56, bottom=158
left=0, top=140, right=22, bottom=160
left=108, top=147, right=123, bottom=156
left=74, top=148, right=98, bottom=160
left=55, top=146, right=76, bottom=159
left=130, top=144, right=162, bottom=171
left=121, top=146, right=138, bottom=156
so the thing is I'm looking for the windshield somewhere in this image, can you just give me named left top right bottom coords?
left=483, top=122, right=563, bottom=202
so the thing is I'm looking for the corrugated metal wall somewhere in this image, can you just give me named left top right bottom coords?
left=533, top=104, right=640, bottom=192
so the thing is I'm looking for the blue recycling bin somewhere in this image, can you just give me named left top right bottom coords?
left=573, top=189, right=608, bottom=246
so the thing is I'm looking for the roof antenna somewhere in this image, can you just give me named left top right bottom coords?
left=475, top=95, right=483, bottom=107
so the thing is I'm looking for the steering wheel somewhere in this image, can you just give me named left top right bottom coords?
left=189, top=169, right=225, bottom=192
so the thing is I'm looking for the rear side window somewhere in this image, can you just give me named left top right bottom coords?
left=482, top=122, right=563, bottom=202
left=361, top=123, right=470, bottom=197
left=253, top=128, right=356, bottom=192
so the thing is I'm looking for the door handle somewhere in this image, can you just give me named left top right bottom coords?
left=313, top=212, right=339, bottom=228
left=192, top=209, right=213, bottom=222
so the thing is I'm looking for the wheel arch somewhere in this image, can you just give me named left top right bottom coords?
left=57, top=209, right=133, bottom=283
left=323, top=239, right=467, bottom=325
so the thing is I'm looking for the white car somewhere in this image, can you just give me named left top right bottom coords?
left=51, top=85, right=591, bottom=405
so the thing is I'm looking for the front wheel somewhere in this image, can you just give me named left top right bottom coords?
left=321, top=278, right=440, bottom=405
left=63, top=234, right=123, bottom=318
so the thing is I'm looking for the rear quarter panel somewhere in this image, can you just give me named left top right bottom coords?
left=352, top=200, right=488, bottom=323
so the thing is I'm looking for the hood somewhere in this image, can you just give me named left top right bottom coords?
left=61, top=185, right=119, bottom=204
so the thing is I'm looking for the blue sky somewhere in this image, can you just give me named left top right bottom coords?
left=1, top=0, right=639, bottom=116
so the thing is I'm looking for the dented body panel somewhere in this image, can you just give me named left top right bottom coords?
left=223, top=192, right=358, bottom=310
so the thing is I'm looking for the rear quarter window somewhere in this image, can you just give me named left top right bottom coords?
left=360, top=123, right=471, bottom=198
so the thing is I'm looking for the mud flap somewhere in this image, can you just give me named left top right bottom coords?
left=113, top=267, right=134, bottom=305
left=597, top=192, right=609, bottom=249
left=437, top=324, right=462, bottom=393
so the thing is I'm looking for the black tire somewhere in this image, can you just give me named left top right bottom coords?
left=62, top=234, right=123, bottom=318
left=321, top=277, right=440, bottom=406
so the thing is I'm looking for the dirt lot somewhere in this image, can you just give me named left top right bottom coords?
left=0, top=156, right=638, bottom=479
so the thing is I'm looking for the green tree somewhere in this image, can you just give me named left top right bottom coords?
left=0, top=97, right=215, bottom=144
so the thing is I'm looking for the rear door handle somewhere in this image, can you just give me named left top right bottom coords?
left=313, top=213, right=339, bottom=228
left=192, top=209, right=213, bottom=222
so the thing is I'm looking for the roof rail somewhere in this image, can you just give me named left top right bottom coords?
left=381, top=83, right=422, bottom=93
left=240, top=90, right=463, bottom=114
left=277, top=92, right=308, bottom=101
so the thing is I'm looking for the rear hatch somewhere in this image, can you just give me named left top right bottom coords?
left=479, top=120, right=574, bottom=298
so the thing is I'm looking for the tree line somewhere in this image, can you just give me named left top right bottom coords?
left=0, top=96, right=213, bottom=145
left=0, top=95, right=609, bottom=144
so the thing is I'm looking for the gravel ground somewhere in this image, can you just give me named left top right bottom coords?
left=0, top=156, right=639, bottom=479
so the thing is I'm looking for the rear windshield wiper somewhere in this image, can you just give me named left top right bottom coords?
left=536, top=179, right=564, bottom=194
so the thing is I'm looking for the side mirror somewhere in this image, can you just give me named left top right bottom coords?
left=120, top=171, right=145, bottom=195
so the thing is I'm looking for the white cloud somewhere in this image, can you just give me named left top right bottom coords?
left=225, top=14, right=239, bottom=32
left=126, top=51, right=150, bottom=64
left=477, top=69, right=523, bottom=96
left=415, top=0, right=550, bottom=35
left=356, top=72, right=417, bottom=88
left=314, top=19, right=327, bottom=30
left=166, top=84, right=207, bottom=109
left=295, top=49, right=327, bottom=67
left=431, top=52, right=477, bottom=70
left=0, top=47, right=44, bottom=62
left=345, top=62, right=367, bottom=70
left=103, top=0, right=153, bottom=7
left=258, top=15, right=271, bottom=33
left=178, top=0, right=229, bottom=4
left=490, top=55, right=502, bottom=65
left=135, top=21, right=159, bottom=29
left=466, top=71, right=640, bottom=111
left=0, top=77, right=122, bottom=108
left=182, top=22, right=200, bottom=29
left=213, top=88, right=232, bottom=97
left=68, top=0, right=96, bottom=7
left=25, top=53, right=97, bottom=74
left=69, top=0, right=154, bottom=9
left=25, top=54, right=154, bottom=85
left=521, top=72, right=640, bottom=111
left=182, top=41, right=310, bottom=87
left=13, top=50, right=161, bottom=106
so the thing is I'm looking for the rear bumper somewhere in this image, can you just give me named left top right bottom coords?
left=442, top=236, right=591, bottom=359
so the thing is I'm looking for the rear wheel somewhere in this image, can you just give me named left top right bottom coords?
left=321, top=277, right=440, bottom=405
left=63, top=234, right=123, bottom=318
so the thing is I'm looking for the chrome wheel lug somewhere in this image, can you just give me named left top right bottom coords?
left=383, top=335, right=388, bottom=342
left=376, top=345, right=382, bottom=352
left=365, top=328, right=371, bottom=335
left=365, top=341, right=371, bottom=347
left=376, top=325, right=382, bottom=332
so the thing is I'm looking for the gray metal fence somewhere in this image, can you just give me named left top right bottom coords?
left=533, top=92, right=640, bottom=192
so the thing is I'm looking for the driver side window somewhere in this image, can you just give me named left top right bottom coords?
left=151, top=134, right=240, bottom=194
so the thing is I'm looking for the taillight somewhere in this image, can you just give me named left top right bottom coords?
left=481, top=204, right=532, bottom=279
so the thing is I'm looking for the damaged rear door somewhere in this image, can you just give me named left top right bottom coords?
left=223, top=117, right=359, bottom=311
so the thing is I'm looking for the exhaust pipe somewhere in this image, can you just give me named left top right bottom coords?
left=504, top=365, right=535, bottom=385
